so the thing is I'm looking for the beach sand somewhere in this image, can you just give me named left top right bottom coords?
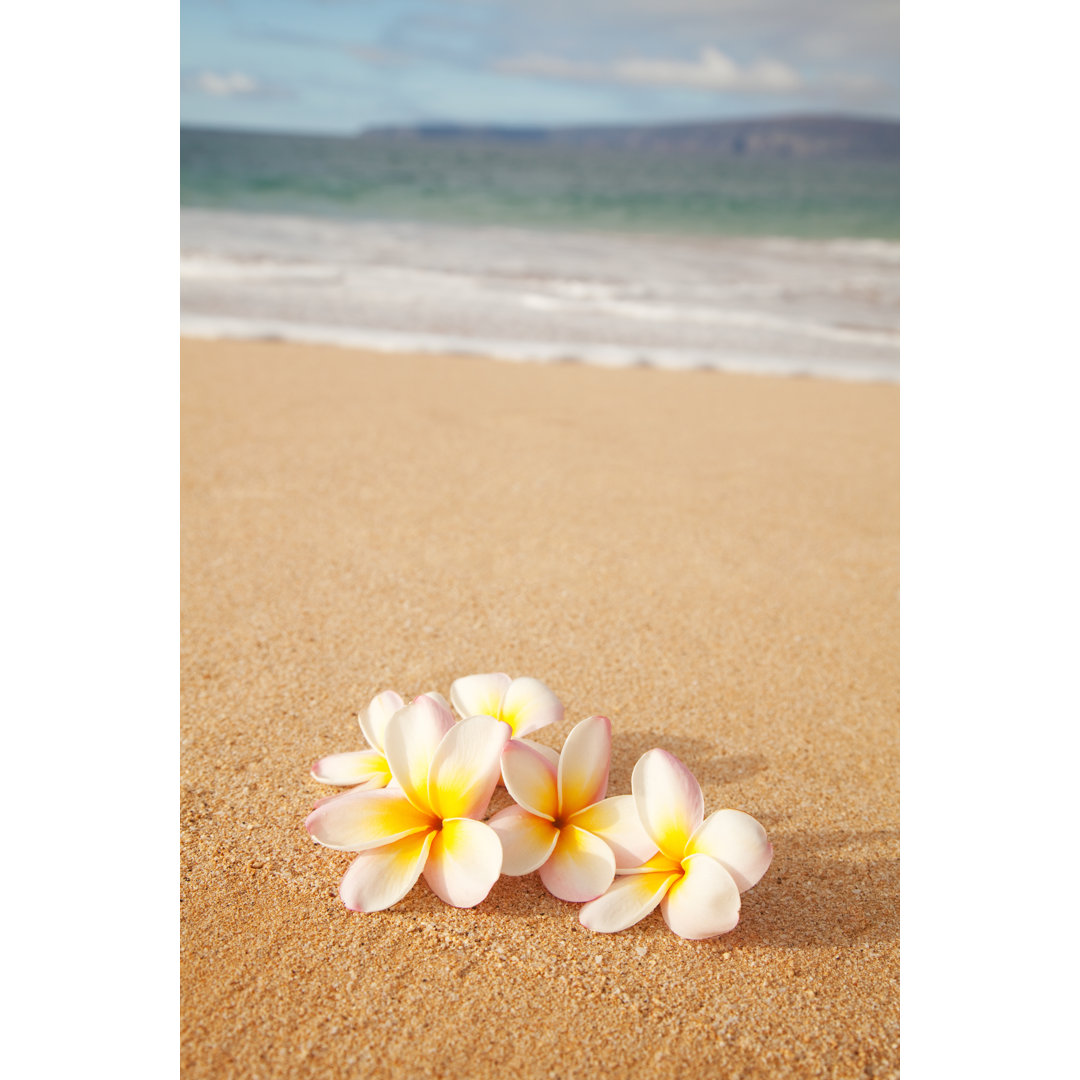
left=181, top=338, right=899, bottom=1079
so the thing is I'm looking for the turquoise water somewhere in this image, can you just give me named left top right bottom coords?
left=180, top=127, right=899, bottom=240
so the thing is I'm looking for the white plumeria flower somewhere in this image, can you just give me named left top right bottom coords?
left=449, top=672, right=563, bottom=739
left=305, top=694, right=510, bottom=912
left=579, top=749, right=773, bottom=940
left=309, top=689, right=451, bottom=789
left=488, top=715, right=657, bottom=902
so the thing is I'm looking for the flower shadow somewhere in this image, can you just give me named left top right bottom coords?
left=359, top=734, right=894, bottom=952
left=381, top=824, right=898, bottom=955
left=694, top=825, right=900, bottom=951
left=469, top=825, right=898, bottom=952
left=608, top=730, right=768, bottom=792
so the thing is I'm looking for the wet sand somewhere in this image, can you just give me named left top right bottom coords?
left=181, top=337, right=899, bottom=1079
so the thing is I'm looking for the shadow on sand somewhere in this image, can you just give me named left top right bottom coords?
left=378, top=734, right=897, bottom=953
left=609, top=730, right=769, bottom=791
left=407, top=823, right=898, bottom=954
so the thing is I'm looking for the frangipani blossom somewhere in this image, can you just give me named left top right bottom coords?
left=310, top=689, right=450, bottom=790
left=449, top=673, right=563, bottom=739
left=306, top=694, right=510, bottom=912
left=488, top=715, right=657, bottom=902
left=579, top=749, right=772, bottom=940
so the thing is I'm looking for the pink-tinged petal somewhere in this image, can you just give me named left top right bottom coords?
left=538, top=825, right=616, bottom=903
left=617, top=850, right=682, bottom=875
left=685, top=809, right=773, bottom=893
left=422, top=818, right=504, bottom=908
left=339, top=830, right=435, bottom=913
left=412, top=691, right=455, bottom=722
left=515, top=738, right=561, bottom=770
left=420, top=690, right=451, bottom=713
left=358, top=690, right=405, bottom=753
left=557, top=714, right=611, bottom=817
left=501, top=739, right=559, bottom=821
left=305, top=787, right=436, bottom=851
left=579, top=871, right=679, bottom=934
left=428, top=715, right=511, bottom=820
left=488, top=805, right=561, bottom=875
left=310, top=749, right=391, bottom=788
left=383, top=695, right=455, bottom=814
left=449, top=672, right=511, bottom=720
left=569, top=794, right=658, bottom=868
left=500, top=676, right=564, bottom=737
left=661, top=854, right=741, bottom=940
left=632, top=749, right=705, bottom=861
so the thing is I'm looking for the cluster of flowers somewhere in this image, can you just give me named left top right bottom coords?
left=306, top=673, right=772, bottom=940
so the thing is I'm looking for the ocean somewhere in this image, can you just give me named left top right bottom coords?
left=180, top=126, right=899, bottom=380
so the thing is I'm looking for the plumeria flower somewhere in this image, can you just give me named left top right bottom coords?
left=305, top=694, right=510, bottom=912
left=488, top=715, right=657, bottom=902
left=449, top=672, right=564, bottom=742
left=579, top=749, right=772, bottom=940
left=310, top=689, right=450, bottom=790
left=450, top=673, right=564, bottom=786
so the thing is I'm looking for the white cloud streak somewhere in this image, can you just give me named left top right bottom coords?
left=499, top=47, right=802, bottom=93
left=191, top=70, right=260, bottom=98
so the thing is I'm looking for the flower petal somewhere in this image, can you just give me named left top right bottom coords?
left=339, top=830, right=435, bottom=912
left=358, top=690, right=405, bottom=753
left=617, top=850, right=682, bottom=875
left=569, top=794, right=658, bottom=868
left=501, top=739, right=559, bottom=820
left=579, top=871, right=679, bottom=934
left=632, top=748, right=705, bottom=861
left=421, top=690, right=451, bottom=713
left=428, top=714, right=511, bottom=820
left=422, top=818, right=504, bottom=908
left=515, top=738, right=560, bottom=770
left=310, top=749, right=391, bottom=788
left=538, top=825, right=616, bottom=903
left=305, top=787, right=436, bottom=851
left=557, top=714, right=611, bottom=817
left=660, top=854, right=741, bottom=939
left=449, top=672, right=511, bottom=720
left=500, top=676, right=564, bottom=737
left=487, top=805, right=561, bottom=875
left=383, top=695, right=456, bottom=814
left=685, top=809, right=773, bottom=892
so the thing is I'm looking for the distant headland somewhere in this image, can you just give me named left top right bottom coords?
left=356, top=114, right=899, bottom=160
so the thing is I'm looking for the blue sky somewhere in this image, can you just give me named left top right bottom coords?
left=181, top=0, right=899, bottom=134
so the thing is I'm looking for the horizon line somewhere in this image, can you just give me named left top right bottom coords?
left=180, top=110, right=901, bottom=141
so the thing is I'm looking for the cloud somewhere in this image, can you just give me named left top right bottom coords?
left=499, top=47, right=802, bottom=93
left=234, top=26, right=407, bottom=67
left=615, top=48, right=801, bottom=91
left=188, top=70, right=260, bottom=98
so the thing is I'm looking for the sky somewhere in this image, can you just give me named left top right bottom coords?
left=181, top=0, right=899, bottom=135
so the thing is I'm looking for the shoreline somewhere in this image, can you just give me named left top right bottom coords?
left=179, top=319, right=900, bottom=384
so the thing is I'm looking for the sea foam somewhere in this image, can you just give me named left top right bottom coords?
left=181, top=209, right=899, bottom=382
